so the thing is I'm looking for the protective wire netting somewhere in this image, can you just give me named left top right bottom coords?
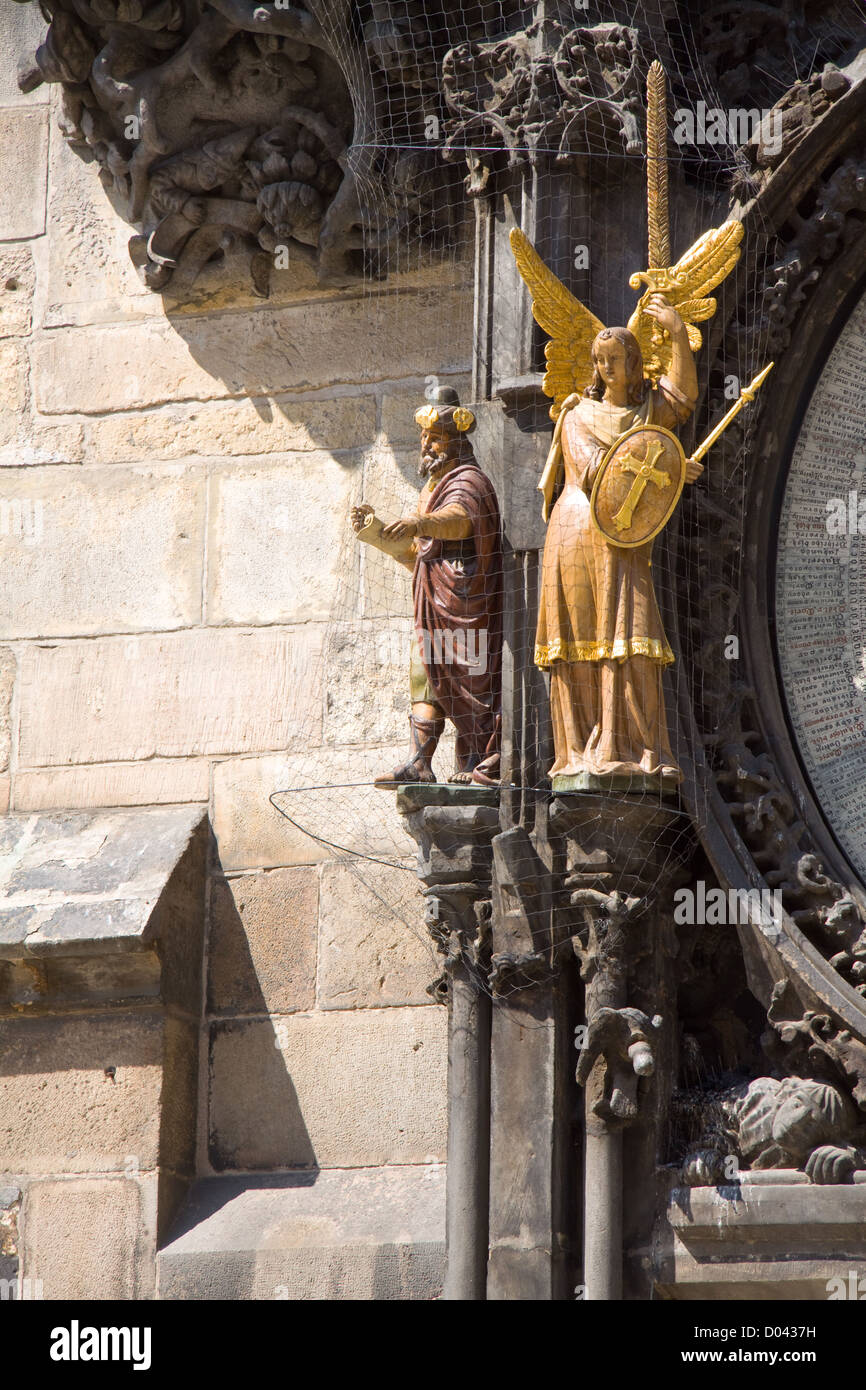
left=267, top=1, right=866, bottom=1004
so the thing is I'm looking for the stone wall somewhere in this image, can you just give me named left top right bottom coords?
left=0, top=4, right=471, bottom=1295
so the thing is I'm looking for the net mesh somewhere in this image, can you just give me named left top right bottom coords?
left=263, top=0, right=866, bottom=1006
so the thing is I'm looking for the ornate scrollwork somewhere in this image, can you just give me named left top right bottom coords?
left=442, top=20, right=644, bottom=193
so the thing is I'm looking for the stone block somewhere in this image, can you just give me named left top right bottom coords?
left=41, top=106, right=150, bottom=328
left=0, top=1012, right=163, bottom=1173
left=0, top=110, right=47, bottom=240
left=361, top=442, right=423, bottom=519
left=159, top=1016, right=199, bottom=1181
left=12, top=758, right=210, bottom=811
left=23, top=1178, right=145, bottom=1299
left=662, top=1178, right=866, bottom=1299
left=207, top=455, right=360, bottom=625
left=323, top=618, right=412, bottom=747
left=31, top=289, right=473, bottom=414
left=0, top=419, right=86, bottom=468
left=208, top=1006, right=446, bottom=1170
left=0, top=950, right=161, bottom=1016
left=317, top=859, right=434, bottom=1009
left=0, top=340, right=26, bottom=413
left=208, top=868, right=318, bottom=1016
left=0, top=805, right=205, bottom=957
left=0, top=464, right=206, bottom=638
left=0, top=646, right=14, bottom=772
left=17, top=626, right=322, bottom=766
left=0, top=245, right=35, bottom=337
left=0, top=7, right=49, bottom=106
left=158, top=1166, right=445, bottom=1300
left=211, top=746, right=416, bottom=870
left=89, top=393, right=377, bottom=463
left=0, top=778, right=9, bottom=815
left=0, top=340, right=27, bottom=447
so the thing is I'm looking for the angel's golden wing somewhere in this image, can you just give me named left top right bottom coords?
left=627, top=219, right=744, bottom=383
left=509, top=227, right=604, bottom=421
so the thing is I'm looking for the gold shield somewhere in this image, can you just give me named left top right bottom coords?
left=590, top=424, right=687, bottom=548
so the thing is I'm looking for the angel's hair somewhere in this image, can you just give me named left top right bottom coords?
left=585, top=327, right=647, bottom=406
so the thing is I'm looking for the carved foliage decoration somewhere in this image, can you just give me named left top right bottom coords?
left=442, top=19, right=644, bottom=193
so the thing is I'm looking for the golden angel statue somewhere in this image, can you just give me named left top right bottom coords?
left=511, top=63, right=754, bottom=794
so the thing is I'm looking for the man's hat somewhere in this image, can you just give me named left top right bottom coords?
left=414, top=385, right=475, bottom=434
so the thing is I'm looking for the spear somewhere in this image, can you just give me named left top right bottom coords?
left=690, top=362, right=775, bottom=462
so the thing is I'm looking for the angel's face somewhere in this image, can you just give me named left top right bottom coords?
left=593, top=338, right=629, bottom=402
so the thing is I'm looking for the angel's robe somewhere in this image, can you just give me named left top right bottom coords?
left=534, top=376, right=694, bottom=781
left=414, top=460, right=502, bottom=765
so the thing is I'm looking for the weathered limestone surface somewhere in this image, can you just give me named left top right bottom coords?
left=207, top=456, right=360, bottom=626
left=323, top=619, right=413, bottom=747
left=23, top=1177, right=147, bottom=1300
left=208, top=868, right=318, bottom=1017
left=17, top=627, right=322, bottom=766
left=662, top=1178, right=866, bottom=1299
left=0, top=7, right=47, bottom=107
left=208, top=1006, right=446, bottom=1170
left=0, top=1012, right=164, bottom=1173
left=1, top=465, right=206, bottom=638
left=0, top=648, right=14, bottom=772
left=159, top=1166, right=445, bottom=1300
left=40, top=110, right=153, bottom=329
left=0, top=110, right=48, bottom=241
left=12, top=759, right=210, bottom=812
left=0, top=248, right=35, bottom=337
left=89, top=394, right=377, bottom=463
left=31, top=292, right=472, bottom=414
left=317, top=860, right=433, bottom=1009
left=212, top=747, right=416, bottom=870
left=0, top=805, right=205, bottom=955
left=0, top=340, right=27, bottom=447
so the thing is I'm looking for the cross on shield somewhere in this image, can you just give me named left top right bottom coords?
left=589, top=423, right=687, bottom=548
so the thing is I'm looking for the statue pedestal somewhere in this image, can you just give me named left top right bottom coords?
left=551, top=771, right=681, bottom=796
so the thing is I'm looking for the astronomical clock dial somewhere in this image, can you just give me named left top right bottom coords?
left=776, top=290, right=866, bottom=884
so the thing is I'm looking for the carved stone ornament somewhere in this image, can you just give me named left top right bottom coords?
left=442, top=19, right=644, bottom=194
left=14, top=0, right=457, bottom=295
left=671, top=46, right=866, bottom=1115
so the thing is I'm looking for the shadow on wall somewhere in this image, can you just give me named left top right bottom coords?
left=205, top=865, right=317, bottom=1176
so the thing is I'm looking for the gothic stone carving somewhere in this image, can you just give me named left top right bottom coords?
left=442, top=19, right=644, bottom=193
left=15, top=0, right=454, bottom=294
left=680, top=122, right=866, bottom=996
left=396, top=786, right=499, bottom=1000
